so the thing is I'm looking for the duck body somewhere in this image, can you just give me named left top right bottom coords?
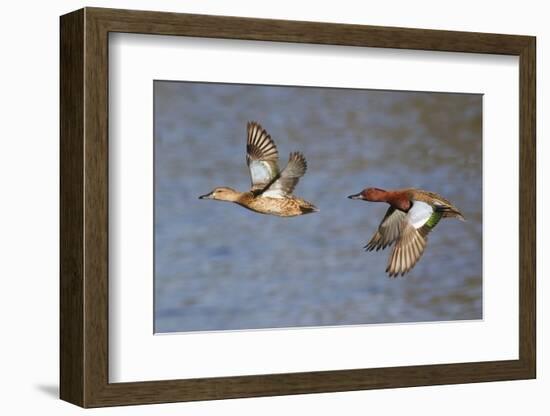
left=199, top=122, right=318, bottom=217
left=348, top=187, right=464, bottom=277
left=236, top=192, right=318, bottom=217
left=200, top=187, right=317, bottom=217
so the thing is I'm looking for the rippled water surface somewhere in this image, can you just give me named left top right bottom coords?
left=154, top=81, right=482, bottom=333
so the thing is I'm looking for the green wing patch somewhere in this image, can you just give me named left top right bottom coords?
left=419, top=211, right=443, bottom=237
left=426, top=211, right=443, bottom=228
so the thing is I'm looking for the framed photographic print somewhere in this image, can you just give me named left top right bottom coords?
left=60, top=7, right=536, bottom=408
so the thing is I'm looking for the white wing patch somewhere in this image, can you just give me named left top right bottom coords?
left=407, top=201, right=433, bottom=229
left=249, top=162, right=275, bottom=186
left=260, top=189, right=286, bottom=199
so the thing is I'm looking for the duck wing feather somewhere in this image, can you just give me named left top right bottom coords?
left=385, top=201, right=436, bottom=277
left=365, top=207, right=407, bottom=251
left=261, top=152, right=307, bottom=198
left=246, top=122, right=280, bottom=191
left=386, top=221, right=428, bottom=277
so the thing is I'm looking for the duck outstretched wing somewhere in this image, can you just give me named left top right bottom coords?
left=246, top=122, right=280, bottom=191
left=364, top=207, right=407, bottom=251
left=261, top=152, right=307, bottom=198
left=386, top=221, right=428, bottom=277
left=385, top=200, right=441, bottom=277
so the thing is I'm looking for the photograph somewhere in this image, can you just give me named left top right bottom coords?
left=153, top=80, right=483, bottom=333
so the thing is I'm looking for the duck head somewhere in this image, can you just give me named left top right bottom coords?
left=347, top=187, right=387, bottom=202
left=199, top=187, right=241, bottom=202
left=348, top=187, right=411, bottom=211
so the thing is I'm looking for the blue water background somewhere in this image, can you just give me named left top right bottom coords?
left=154, top=81, right=482, bottom=332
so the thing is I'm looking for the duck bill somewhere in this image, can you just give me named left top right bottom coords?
left=198, top=192, right=213, bottom=200
left=347, top=192, right=364, bottom=200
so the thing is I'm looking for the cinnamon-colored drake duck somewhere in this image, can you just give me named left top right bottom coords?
left=199, top=121, right=318, bottom=217
left=348, top=188, right=465, bottom=277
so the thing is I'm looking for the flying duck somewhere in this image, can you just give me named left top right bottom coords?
left=348, top=187, right=465, bottom=277
left=199, top=122, right=318, bottom=217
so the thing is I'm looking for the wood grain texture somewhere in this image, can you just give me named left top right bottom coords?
left=59, top=8, right=84, bottom=406
left=59, top=7, right=537, bottom=408
left=518, top=38, right=536, bottom=376
left=83, top=10, right=110, bottom=406
left=88, top=7, right=532, bottom=54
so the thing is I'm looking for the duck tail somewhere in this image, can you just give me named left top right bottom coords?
left=441, top=207, right=465, bottom=221
left=299, top=204, right=319, bottom=215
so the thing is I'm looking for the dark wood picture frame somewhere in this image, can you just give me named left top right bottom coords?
left=60, top=7, right=536, bottom=408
